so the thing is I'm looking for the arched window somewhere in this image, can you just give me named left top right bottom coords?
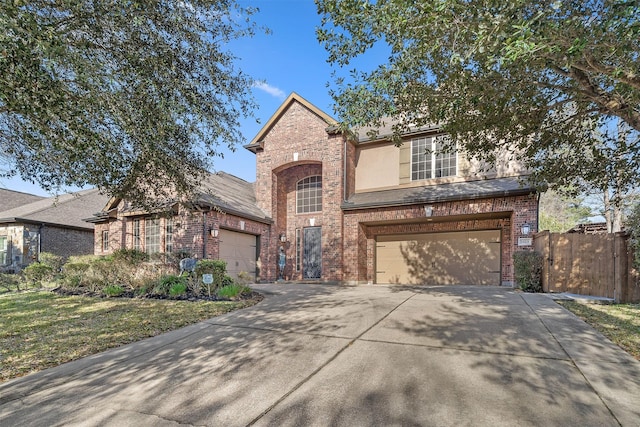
left=297, top=176, right=322, bottom=213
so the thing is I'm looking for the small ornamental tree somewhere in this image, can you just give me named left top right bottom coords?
left=513, top=251, right=544, bottom=293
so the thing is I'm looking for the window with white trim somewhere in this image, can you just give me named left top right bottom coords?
left=296, top=176, right=322, bottom=214
left=165, top=218, right=174, bottom=253
left=102, top=231, right=109, bottom=252
left=133, top=219, right=141, bottom=251
left=411, top=135, right=457, bottom=181
left=145, top=218, right=161, bottom=254
left=0, top=236, right=8, bottom=265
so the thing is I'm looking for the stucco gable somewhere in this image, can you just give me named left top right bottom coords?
left=245, top=92, right=337, bottom=153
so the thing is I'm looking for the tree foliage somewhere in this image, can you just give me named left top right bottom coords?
left=317, top=0, right=640, bottom=206
left=539, top=189, right=592, bottom=232
left=1, top=0, right=261, bottom=206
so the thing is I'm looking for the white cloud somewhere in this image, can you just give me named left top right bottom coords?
left=252, top=81, right=286, bottom=100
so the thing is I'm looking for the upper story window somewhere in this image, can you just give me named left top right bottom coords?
left=297, top=176, right=322, bottom=214
left=411, top=136, right=457, bottom=181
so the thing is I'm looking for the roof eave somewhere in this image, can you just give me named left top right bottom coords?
left=341, top=187, right=536, bottom=211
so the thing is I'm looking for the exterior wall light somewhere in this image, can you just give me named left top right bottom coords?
left=210, top=229, right=219, bottom=238
left=521, top=223, right=531, bottom=235
left=424, top=205, right=433, bottom=217
left=279, top=233, right=287, bottom=243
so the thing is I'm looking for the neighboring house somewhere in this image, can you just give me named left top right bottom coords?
left=567, top=222, right=611, bottom=234
left=0, top=188, right=109, bottom=271
left=90, top=92, right=538, bottom=286
left=86, top=172, right=272, bottom=280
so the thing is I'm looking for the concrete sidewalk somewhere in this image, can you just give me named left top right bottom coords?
left=1, top=284, right=638, bottom=426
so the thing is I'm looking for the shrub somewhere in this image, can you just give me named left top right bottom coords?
left=23, top=263, right=55, bottom=288
left=513, top=251, right=543, bottom=292
left=217, top=284, right=252, bottom=299
left=104, top=285, right=124, bottom=297
left=236, top=271, right=253, bottom=285
left=169, top=283, right=188, bottom=297
left=154, top=275, right=186, bottom=296
left=61, top=262, right=91, bottom=288
left=195, top=259, right=227, bottom=296
left=39, top=252, right=64, bottom=273
left=0, top=273, right=21, bottom=292
left=110, top=249, right=149, bottom=265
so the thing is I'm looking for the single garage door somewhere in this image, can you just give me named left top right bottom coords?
left=218, top=229, right=257, bottom=280
left=376, top=230, right=501, bottom=285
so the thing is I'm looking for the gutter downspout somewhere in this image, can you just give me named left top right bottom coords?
left=202, top=211, right=207, bottom=259
left=38, top=224, right=44, bottom=262
left=343, top=141, right=348, bottom=202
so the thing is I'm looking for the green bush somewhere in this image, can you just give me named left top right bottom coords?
left=154, top=275, right=186, bottom=296
left=104, top=285, right=124, bottom=297
left=195, top=259, right=227, bottom=296
left=39, top=252, right=64, bottom=273
left=217, top=284, right=252, bottom=299
left=0, top=273, right=21, bottom=292
left=169, top=283, right=188, bottom=297
left=61, top=262, right=91, bottom=288
left=23, top=263, right=54, bottom=287
left=110, top=249, right=149, bottom=265
left=513, top=251, right=543, bottom=292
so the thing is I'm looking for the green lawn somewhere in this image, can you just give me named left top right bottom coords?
left=0, top=291, right=260, bottom=383
left=559, top=301, right=640, bottom=360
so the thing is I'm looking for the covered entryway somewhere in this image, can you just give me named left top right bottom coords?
left=375, top=230, right=501, bottom=285
left=218, top=229, right=257, bottom=280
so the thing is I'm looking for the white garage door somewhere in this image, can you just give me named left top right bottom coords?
left=376, top=230, right=501, bottom=285
left=218, top=229, right=257, bottom=281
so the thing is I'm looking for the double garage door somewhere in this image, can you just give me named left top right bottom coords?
left=218, top=229, right=257, bottom=281
left=376, top=230, right=501, bottom=285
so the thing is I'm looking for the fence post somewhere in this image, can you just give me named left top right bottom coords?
left=533, top=231, right=550, bottom=292
left=614, top=232, right=629, bottom=303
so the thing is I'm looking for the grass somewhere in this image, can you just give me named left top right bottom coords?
left=558, top=301, right=640, bottom=360
left=0, top=290, right=260, bottom=383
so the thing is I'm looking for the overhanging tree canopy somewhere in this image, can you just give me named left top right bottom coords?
left=1, top=0, right=261, bottom=205
left=316, top=0, right=640, bottom=223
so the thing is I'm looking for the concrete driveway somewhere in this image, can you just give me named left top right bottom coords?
left=1, top=284, right=639, bottom=426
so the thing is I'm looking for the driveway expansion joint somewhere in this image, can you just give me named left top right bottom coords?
left=521, top=293, right=623, bottom=426
left=245, top=291, right=418, bottom=426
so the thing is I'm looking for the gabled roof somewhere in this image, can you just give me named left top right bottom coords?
left=353, top=116, right=441, bottom=144
left=342, top=177, right=536, bottom=210
left=88, top=172, right=271, bottom=224
left=0, top=188, right=109, bottom=230
left=245, top=92, right=337, bottom=153
left=194, top=172, right=271, bottom=223
left=0, top=188, right=45, bottom=211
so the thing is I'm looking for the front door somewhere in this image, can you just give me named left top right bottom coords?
left=303, top=227, right=322, bottom=279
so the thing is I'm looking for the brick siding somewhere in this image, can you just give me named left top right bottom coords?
left=342, top=194, right=538, bottom=285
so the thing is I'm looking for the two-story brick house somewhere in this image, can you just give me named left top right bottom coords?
left=91, top=92, right=538, bottom=286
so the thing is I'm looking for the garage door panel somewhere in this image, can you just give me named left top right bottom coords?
left=376, top=230, right=501, bottom=285
left=218, top=229, right=257, bottom=281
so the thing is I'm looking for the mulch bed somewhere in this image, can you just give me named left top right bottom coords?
left=52, top=286, right=264, bottom=303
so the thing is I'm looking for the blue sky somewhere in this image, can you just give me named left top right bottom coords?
left=2, top=0, right=368, bottom=196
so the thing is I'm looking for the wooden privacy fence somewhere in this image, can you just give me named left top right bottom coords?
left=533, top=231, right=640, bottom=303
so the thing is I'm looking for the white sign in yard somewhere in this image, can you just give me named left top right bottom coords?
left=202, top=274, right=213, bottom=284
